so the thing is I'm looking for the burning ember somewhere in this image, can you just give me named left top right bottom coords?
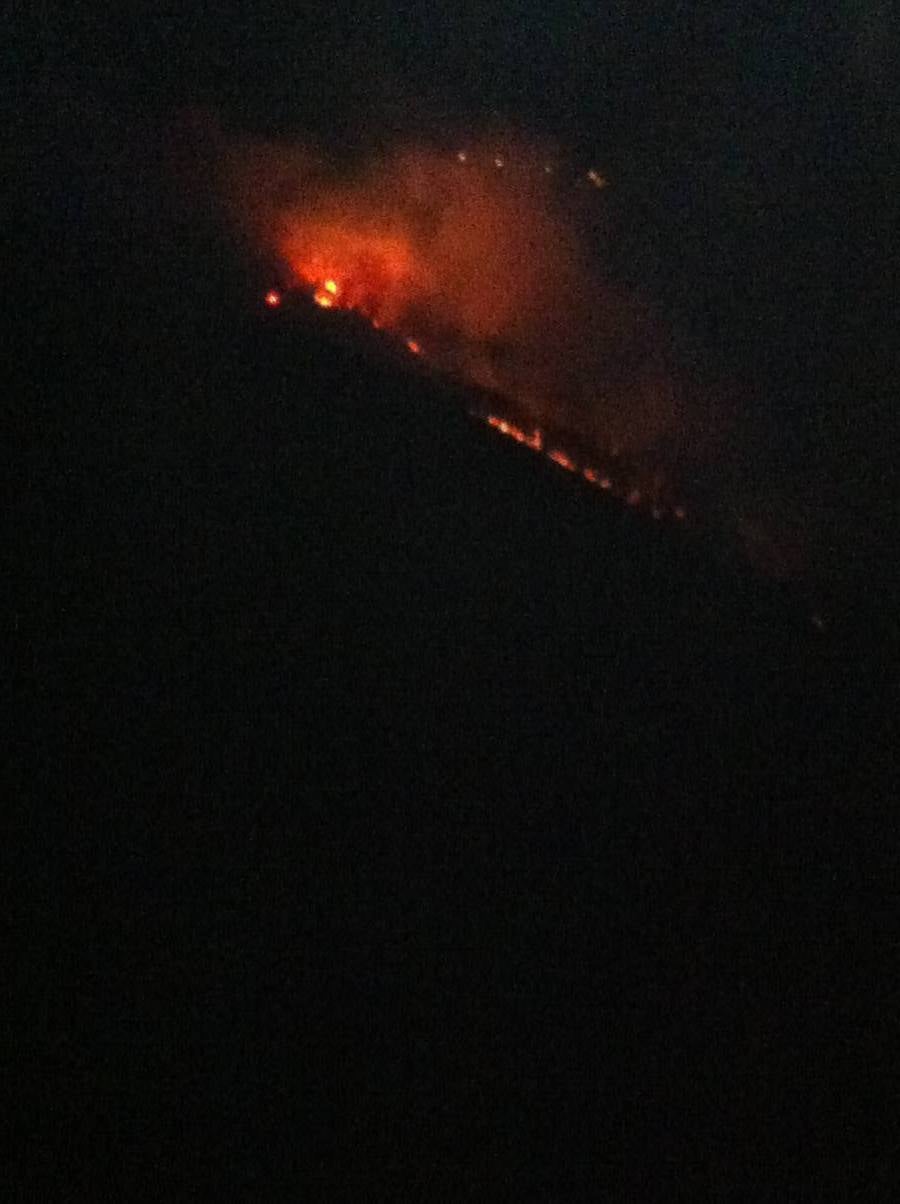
left=485, top=416, right=543, bottom=450
left=548, top=449, right=577, bottom=473
left=264, top=290, right=281, bottom=307
left=478, top=411, right=693, bottom=525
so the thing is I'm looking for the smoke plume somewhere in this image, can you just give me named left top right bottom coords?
left=217, top=126, right=718, bottom=470
left=208, top=120, right=874, bottom=599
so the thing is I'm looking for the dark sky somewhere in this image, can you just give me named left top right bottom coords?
left=30, top=2, right=895, bottom=131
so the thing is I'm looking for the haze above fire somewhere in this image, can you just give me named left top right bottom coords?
left=215, top=124, right=842, bottom=585
left=221, top=129, right=713, bottom=467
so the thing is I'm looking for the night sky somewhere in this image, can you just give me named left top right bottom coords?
left=9, top=3, right=899, bottom=1197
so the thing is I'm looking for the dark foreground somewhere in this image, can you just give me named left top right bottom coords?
left=8, top=140, right=898, bottom=1199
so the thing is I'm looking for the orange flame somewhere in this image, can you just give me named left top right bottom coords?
left=548, top=449, right=576, bottom=472
left=486, top=415, right=543, bottom=450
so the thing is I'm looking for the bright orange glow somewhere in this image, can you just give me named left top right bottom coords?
left=548, top=449, right=576, bottom=472
left=485, top=415, right=543, bottom=451
left=284, top=225, right=420, bottom=331
left=230, top=138, right=702, bottom=545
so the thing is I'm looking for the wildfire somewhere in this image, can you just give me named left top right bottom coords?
left=245, top=138, right=695, bottom=536
left=262, top=265, right=693, bottom=531
left=264, top=238, right=693, bottom=529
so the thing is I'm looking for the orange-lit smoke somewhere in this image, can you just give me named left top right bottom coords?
left=206, top=125, right=867, bottom=592
left=220, top=130, right=702, bottom=470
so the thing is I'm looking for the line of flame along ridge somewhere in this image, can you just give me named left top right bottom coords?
left=265, top=280, right=689, bottom=526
